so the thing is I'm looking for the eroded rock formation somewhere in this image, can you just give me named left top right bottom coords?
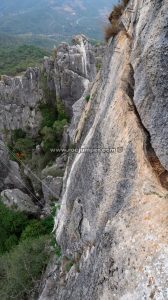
left=0, top=35, right=96, bottom=215
left=44, top=35, right=97, bottom=116
left=39, top=0, right=168, bottom=299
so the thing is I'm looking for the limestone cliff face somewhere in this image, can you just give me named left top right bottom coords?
left=44, top=35, right=96, bottom=116
left=0, top=35, right=96, bottom=138
left=0, top=36, right=96, bottom=214
left=0, top=68, right=42, bottom=137
left=39, top=0, right=168, bottom=299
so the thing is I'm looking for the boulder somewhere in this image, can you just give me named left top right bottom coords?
left=42, top=154, right=67, bottom=178
left=1, top=189, right=39, bottom=215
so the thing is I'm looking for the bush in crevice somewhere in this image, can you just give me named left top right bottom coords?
left=12, top=129, right=26, bottom=142
left=122, top=0, right=130, bottom=6
left=104, top=23, right=120, bottom=42
left=85, top=95, right=90, bottom=102
left=39, top=102, right=57, bottom=129
left=8, top=129, right=36, bottom=162
left=56, top=98, right=69, bottom=122
left=39, top=98, right=68, bottom=154
left=109, top=3, right=124, bottom=23
left=14, top=137, right=35, bottom=156
left=105, top=0, right=130, bottom=42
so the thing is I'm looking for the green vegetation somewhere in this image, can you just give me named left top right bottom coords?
left=85, top=95, right=91, bottom=102
left=14, top=137, right=35, bottom=155
left=20, top=216, right=54, bottom=241
left=65, top=260, right=74, bottom=272
left=0, top=44, right=48, bottom=76
left=53, top=119, right=68, bottom=138
left=96, top=63, right=101, bottom=72
left=12, top=128, right=26, bottom=141
left=39, top=96, right=69, bottom=154
left=0, top=201, right=61, bottom=299
left=8, top=129, right=36, bottom=162
left=16, top=34, right=58, bottom=50
left=0, top=32, right=58, bottom=51
left=0, top=236, right=50, bottom=300
left=39, top=102, right=57, bottom=129
left=0, top=201, right=29, bottom=254
left=8, top=98, right=69, bottom=170
left=39, top=74, right=69, bottom=153
left=57, top=99, right=69, bottom=121
left=0, top=200, right=54, bottom=255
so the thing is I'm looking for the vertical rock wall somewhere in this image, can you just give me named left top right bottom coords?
left=39, top=0, right=168, bottom=299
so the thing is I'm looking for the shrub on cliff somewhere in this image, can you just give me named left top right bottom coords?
left=0, top=201, right=29, bottom=254
left=20, top=216, right=54, bottom=241
left=39, top=103, right=57, bottom=129
left=40, top=118, right=67, bottom=153
left=39, top=99, right=68, bottom=153
left=122, top=0, right=130, bottom=6
left=8, top=130, right=35, bottom=162
left=14, top=137, right=35, bottom=156
left=0, top=201, right=54, bottom=299
left=105, top=0, right=130, bottom=42
left=12, top=129, right=26, bottom=142
left=40, top=126, right=57, bottom=151
left=53, top=119, right=67, bottom=139
left=56, top=98, right=69, bottom=121
left=0, top=200, right=54, bottom=254
left=104, top=23, right=120, bottom=42
left=108, top=3, right=124, bottom=23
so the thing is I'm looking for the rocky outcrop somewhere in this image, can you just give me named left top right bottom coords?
left=51, top=35, right=96, bottom=115
left=42, top=176, right=63, bottom=215
left=0, top=35, right=97, bottom=216
left=39, top=0, right=168, bottom=299
left=0, top=35, right=97, bottom=139
left=0, top=68, right=43, bottom=137
left=41, top=154, right=67, bottom=214
left=0, top=140, right=25, bottom=191
left=1, top=189, right=39, bottom=215
left=128, top=0, right=168, bottom=171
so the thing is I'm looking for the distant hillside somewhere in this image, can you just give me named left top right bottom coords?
left=0, top=39, right=48, bottom=76
left=0, top=0, right=118, bottom=44
left=0, top=1, right=118, bottom=76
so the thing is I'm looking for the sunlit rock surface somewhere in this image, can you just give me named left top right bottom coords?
left=39, top=0, right=168, bottom=299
